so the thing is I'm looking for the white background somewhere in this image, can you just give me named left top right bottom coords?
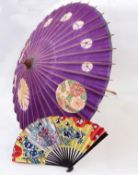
left=0, top=0, right=138, bottom=174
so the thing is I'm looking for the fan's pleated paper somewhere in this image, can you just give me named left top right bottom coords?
left=12, top=116, right=107, bottom=168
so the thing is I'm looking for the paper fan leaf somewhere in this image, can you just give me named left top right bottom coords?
left=12, top=116, right=108, bottom=171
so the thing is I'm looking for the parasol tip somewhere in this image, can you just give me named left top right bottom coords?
left=23, top=58, right=33, bottom=69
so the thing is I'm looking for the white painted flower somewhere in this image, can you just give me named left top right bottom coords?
left=17, top=78, right=30, bottom=111
left=73, top=20, right=84, bottom=30
left=81, top=38, right=93, bottom=49
left=82, top=62, right=93, bottom=72
left=60, top=12, right=72, bottom=22
left=43, top=18, right=53, bottom=28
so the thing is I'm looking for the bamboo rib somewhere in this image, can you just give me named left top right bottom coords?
left=38, top=60, right=114, bottom=66
left=32, top=71, right=54, bottom=115
left=27, top=71, right=41, bottom=124
left=38, top=64, right=109, bottom=81
left=34, top=22, right=109, bottom=58
left=36, top=69, right=104, bottom=96
left=39, top=48, right=113, bottom=63
left=37, top=65, right=106, bottom=96
left=30, top=6, right=67, bottom=51
left=39, top=22, right=109, bottom=58
left=36, top=34, right=112, bottom=60
left=45, top=4, right=85, bottom=43
left=37, top=66, right=99, bottom=112
left=36, top=69, right=66, bottom=116
left=31, top=70, right=49, bottom=118
left=37, top=68, right=88, bottom=119
left=45, top=12, right=104, bottom=53
left=106, top=89, right=117, bottom=95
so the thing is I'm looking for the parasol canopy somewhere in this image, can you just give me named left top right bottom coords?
left=13, top=2, right=113, bottom=129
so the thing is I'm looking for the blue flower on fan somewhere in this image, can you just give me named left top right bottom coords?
left=62, top=125, right=85, bottom=145
left=22, top=137, right=45, bottom=164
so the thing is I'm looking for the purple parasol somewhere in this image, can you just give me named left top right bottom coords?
left=13, top=2, right=113, bottom=129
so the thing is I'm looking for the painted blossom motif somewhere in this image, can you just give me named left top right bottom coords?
left=73, top=117, right=91, bottom=128
left=81, top=38, right=93, bottom=49
left=17, top=78, right=30, bottom=111
left=12, top=145, right=22, bottom=162
left=72, top=20, right=84, bottom=30
left=82, top=62, right=93, bottom=72
left=26, top=119, right=60, bottom=150
left=56, top=79, right=87, bottom=113
left=60, top=12, right=72, bottom=22
left=43, top=18, right=53, bottom=28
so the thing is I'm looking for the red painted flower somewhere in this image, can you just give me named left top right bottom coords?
left=90, top=127, right=105, bottom=141
left=12, top=145, right=22, bottom=161
left=73, top=117, right=92, bottom=127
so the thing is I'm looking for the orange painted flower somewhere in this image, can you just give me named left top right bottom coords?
left=70, top=82, right=85, bottom=97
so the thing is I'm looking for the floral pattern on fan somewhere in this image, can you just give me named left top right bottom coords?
left=56, top=119, right=85, bottom=145
left=56, top=79, right=87, bottom=113
left=25, top=119, right=60, bottom=150
left=17, top=78, right=30, bottom=111
left=12, top=116, right=108, bottom=167
left=12, top=133, right=46, bottom=164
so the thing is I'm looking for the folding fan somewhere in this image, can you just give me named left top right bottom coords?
left=12, top=116, right=107, bottom=172
left=12, top=2, right=113, bottom=129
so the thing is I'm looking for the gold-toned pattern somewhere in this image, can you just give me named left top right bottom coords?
left=56, top=79, right=87, bottom=113
left=17, top=78, right=30, bottom=111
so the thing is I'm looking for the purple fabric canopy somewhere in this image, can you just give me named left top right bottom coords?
left=13, top=2, right=112, bottom=129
